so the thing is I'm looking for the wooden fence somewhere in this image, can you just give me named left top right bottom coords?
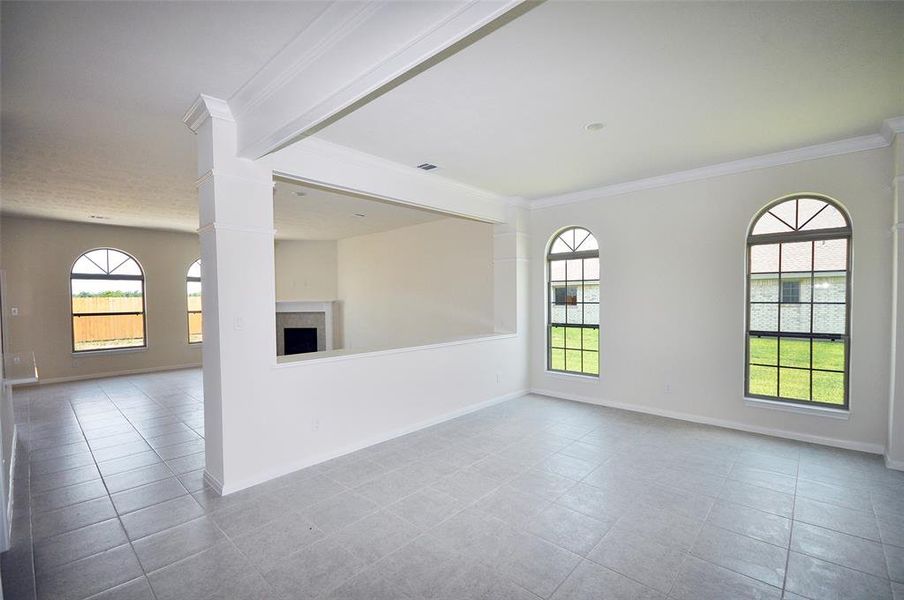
left=72, top=297, right=145, bottom=346
left=71, top=297, right=202, bottom=346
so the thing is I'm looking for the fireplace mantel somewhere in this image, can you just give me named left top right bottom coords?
left=276, top=301, right=338, bottom=352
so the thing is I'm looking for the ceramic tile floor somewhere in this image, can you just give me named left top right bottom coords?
left=3, top=369, right=904, bottom=600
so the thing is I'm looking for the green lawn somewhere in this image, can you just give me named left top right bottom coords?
left=550, top=326, right=599, bottom=375
left=748, top=337, right=845, bottom=405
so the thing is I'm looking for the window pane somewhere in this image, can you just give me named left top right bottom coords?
left=779, top=337, right=810, bottom=368
left=814, top=239, right=847, bottom=271
left=73, top=314, right=144, bottom=351
left=749, top=365, right=777, bottom=396
left=72, top=254, right=105, bottom=275
left=187, top=260, right=201, bottom=279
left=550, top=260, right=566, bottom=281
left=582, top=351, right=599, bottom=375
left=801, top=205, right=847, bottom=231
left=583, top=303, right=599, bottom=326
left=582, top=328, right=598, bottom=351
left=550, top=348, right=565, bottom=370
left=750, top=275, right=778, bottom=302
left=750, top=245, right=779, bottom=273
left=770, top=200, right=797, bottom=229
left=752, top=212, right=793, bottom=235
left=109, top=253, right=141, bottom=276
left=551, top=237, right=572, bottom=254
left=780, top=304, right=810, bottom=333
left=750, top=303, right=778, bottom=331
left=577, top=234, right=598, bottom=252
left=573, top=229, right=592, bottom=251
left=779, top=368, right=810, bottom=401
left=813, top=339, right=845, bottom=372
left=584, top=283, right=600, bottom=303
left=188, top=313, right=203, bottom=344
left=566, top=259, right=583, bottom=280
left=812, top=371, right=845, bottom=405
left=797, top=198, right=827, bottom=228
left=550, top=326, right=565, bottom=348
left=583, top=257, right=599, bottom=280
left=813, top=305, right=845, bottom=334
left=565, top=349, right=582, bottom=372
left=72, top=280, right=143, bottom=314
left=781, top=241, right=812, bottom=272
left=813, top=274, right=845, bottom=303
left=749, top=336, right=777, bottom=366
left=551, top=305, right=565, bottom=323
left=780, top=275, right=811, bottom=303
left=566, top=305, right=583, bottom=324
left=564, top=327, right=582, bottom=349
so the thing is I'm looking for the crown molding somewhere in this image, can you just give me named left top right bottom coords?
left=182, top=94, right=234, bottom=133
left=531, top=116, right=904, bottom=210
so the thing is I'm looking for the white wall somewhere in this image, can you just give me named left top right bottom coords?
left=337, top=217, right=495, bottom=349
left=274, top=240, right=337, bottom=301
left=0, top=217, right=201, bottom=382
left=530, top=147, right=893, bottom=452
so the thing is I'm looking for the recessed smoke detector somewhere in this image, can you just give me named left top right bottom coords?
left=293, top=190, right=307, bottom=197
left=585, top=122, right=606, bottom=132
left=353, top=213, right=366, bottom=218
left=89, top=215, right=110, bottom=220
left=416, top=163, right=438, bottom=171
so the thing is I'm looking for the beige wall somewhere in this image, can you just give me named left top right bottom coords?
left=0, top=217, right=201, bottom=381
left=274, top=240, right=338, bottom=301
left=337, top=217, right=495, bottom=350
left=530, top=147, right=894, bottom=451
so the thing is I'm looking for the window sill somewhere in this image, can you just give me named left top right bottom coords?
left=72, top=346, right=147, bottom=357
left=544, top=370, right=599, bottom=382
left=744, top=397, right=849, bottom=420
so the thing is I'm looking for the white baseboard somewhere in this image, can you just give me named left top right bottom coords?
left=203, top=469, right=224, bottom=495
left=885, top=455, right=904, bottom=472
left=217, top=388, right=528, bottom=496
left=530, top=388, right=886, bottom=456
left=30, top=363, right=202, bottom=386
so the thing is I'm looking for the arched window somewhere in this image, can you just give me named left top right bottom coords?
left=71, top=248, right=145, bottom=352
left=187, top=259, right=202, bottom=343
left=747, top=196, right=851, bottom=408
left=548, top=227, right=599, bottom=376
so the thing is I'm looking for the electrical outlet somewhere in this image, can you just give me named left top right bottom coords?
left=10, top=307, right=18, bottom=316
left=665, top=383, right=672, bottom=393
left=311, top=418, right=320, bottom=432
left=496, top=372, right=502, bottom=384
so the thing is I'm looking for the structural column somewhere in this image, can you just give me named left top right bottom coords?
left=888, top=129, right=904, bottom=470
left=183, top=96, right=276, bottom=492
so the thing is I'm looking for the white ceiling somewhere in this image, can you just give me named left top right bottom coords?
left=273, top=179, right=447, bottom=241
left=0, top=1, right=330, bottom=232
left=317, top=0, right=904, bottom=199
left=2, top=1, right=902, bottom=234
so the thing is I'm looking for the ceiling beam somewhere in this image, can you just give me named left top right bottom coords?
left=230, top=0, right=527, bottom=160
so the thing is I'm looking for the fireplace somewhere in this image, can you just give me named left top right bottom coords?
left=275, top=301, right=340, bottom=356
left=284, top=327, right=318, bottom=355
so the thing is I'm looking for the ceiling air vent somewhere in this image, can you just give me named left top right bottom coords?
left=416, top=163, right=438, bottom=171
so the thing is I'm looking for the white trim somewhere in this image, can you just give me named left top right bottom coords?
left=27, top=363, right=201, bottom=386
left=743, top=397, right=849, bottom=420
left=72, top=346, right=147, bottom=358
left=218, top=388, right=527, bottom=496
left=531, top=387, right=885, bottom=455
left=275, top=332, right=515, bottom=367
left=182, top=94, right=234, bottom=133
left=544, top=370, right=600, bottom=382
left=885, top=455, right=904, bottom=472
left=203, top=470, right=224, bottom=496
left=531, top=116, right=904, bottom=210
